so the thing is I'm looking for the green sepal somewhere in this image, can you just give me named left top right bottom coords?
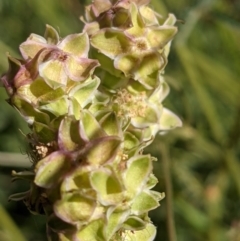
left=134, top=53, right=165, bottom=89
left=58, top=33, right=89, bottom=58
left=91, top=29, right=130, bottom=59
left=64, top=56, right=99, bottom=82
left=34, top=151, right=71, bottom=188
left=124, top=132, right=140, bottom=151
left=69, top=76, right=100, bottom=108
left=83, top=136, right=121, bottom=166
left=58, top=117, right=84, bottom=152
left=146, top=174, right=158, bottom=189
left=40, top=97, right=68, bottom=117
left=79, top=110, right=106, bottom=141
left=146, top=26, right=177, bottom=49
left=28, top=78, right=65, bottom=104
left=90, top=168, right=124, bottom=206
left=131, top=191, right=160, bottom=214
left=39, top=60, right=67, bottom=89
left=124, top=155, right=152, bottom=197
left=60, top=166, right=94, bottom=198
left=159, top=108, right=182, bottom=131
left=54, top=192, right=96, bottom=224
left=20, top=34, right=48, bottom=59
left=32, top=121, right=56, bottom=142
left=131, top=104, right=159, bottom=128
left=122, top=216, right=146, bottom=231
left=100, top=112, right=122, bottom=137
left=75, top=219, right=105, bottom=241
left=125, top=3, right=145, bottom=38
left=11, top=170, right=35, bottom=182
left=44, top=24, right=59, bottom=45
left=124, top=223, right=156, bottom=241
left=8, top=190, right=29, bottom=202
left=68, top=97, right=82, bottom=120
left=12, top=96, right=50, bottom=125
left=92, top=51, right=123, bottom=78
left=47, top=214, right=76, bottom=233
left=105, top=208, right=130, bottom=240
left=148, top=81, right=169, bottom=104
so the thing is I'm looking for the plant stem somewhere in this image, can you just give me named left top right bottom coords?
left=0, top=204, right=27, bottom=241
left=160, top=143, right=177, bottom=241
left=0, top=152, right=30, bottom=168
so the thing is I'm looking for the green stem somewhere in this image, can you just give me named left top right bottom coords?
left=160, top=143, right=177, bottom=241
left=0, top=204, right=27, bottom=241
left=0, top=152, right=30, bottom=168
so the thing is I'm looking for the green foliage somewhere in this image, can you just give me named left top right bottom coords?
left=0, top=0, right=239, bottom=241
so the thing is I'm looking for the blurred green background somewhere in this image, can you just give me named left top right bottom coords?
left=0, top=0, right=239, bottom=241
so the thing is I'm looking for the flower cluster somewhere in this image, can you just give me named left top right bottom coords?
left=1, top=1, right=181, bottom=241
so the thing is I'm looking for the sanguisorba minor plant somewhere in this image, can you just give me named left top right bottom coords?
left=1, top=0, right=182, bottom=240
